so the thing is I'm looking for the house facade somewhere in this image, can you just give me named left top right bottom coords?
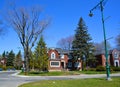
left=110, top=49, right=120, bottom=67
left=48, top=48, right=82, bottom=71
left=0, top=58, right=7, bottom=66
left=95, top=49, right=120, bottom=67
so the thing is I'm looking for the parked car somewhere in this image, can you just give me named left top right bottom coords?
left=0, top=68, right=3, bottom=71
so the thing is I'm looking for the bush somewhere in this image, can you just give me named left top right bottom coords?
left=111, top=67, right=120, bottom=71
left=0, top=65, right=2, bottom=68
left=0, top=65, right=7, bottom=70
left=96, top=66, right=106, bottom=71
left=2, top=66, right=7, bottom=70
left=30, top=71, right=41, bottom=74
left=85, top=67, right=96, bottom=71
left=6, top=66, right=15, bottom=71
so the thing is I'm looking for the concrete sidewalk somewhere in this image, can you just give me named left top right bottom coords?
left=13, top=71, right=120, bottom=79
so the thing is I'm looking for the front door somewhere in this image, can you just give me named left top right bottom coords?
left=61, top=62, right=64, bottom=69
left=116, top=62, right=118, bottom=67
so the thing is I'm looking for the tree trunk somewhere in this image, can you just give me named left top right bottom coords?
left=24, top=46, right=30, bottom=74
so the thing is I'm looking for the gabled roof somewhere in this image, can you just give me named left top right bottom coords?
left=55, top=48, right=70, bottom=54
left=48, top=48, right=70, bottom=54
left=95, top=49, right=120, bottom=55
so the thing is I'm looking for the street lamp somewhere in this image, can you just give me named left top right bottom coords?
left=89, top=0, right=111, bottom=80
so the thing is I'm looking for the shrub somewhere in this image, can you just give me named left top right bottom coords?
left=0, top=65, right=2, bottom=68
left=96, top=66, right=106, bottom=71
left=30, top=71, right=41, bottom=74
left=2, top=66, right=7, bottom=70
left=85, top=67, right=96, bottom=71
left=0, top=65, right=7, bottom=70
left=111, top=67, right=120, bottom=71
left=6, top=66, right=15, bottom=70
left=89, top=68, right=96, bottom=71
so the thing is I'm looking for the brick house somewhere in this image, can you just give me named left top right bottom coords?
left=0, top=58, right=7, bottom=66
left=95, top=49, right=120, bottom=67
left=110, top=49, right=120, bottom=67
left=48, top=48, right=82, bottom=71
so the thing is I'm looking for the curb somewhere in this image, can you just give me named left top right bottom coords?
left=10, top=71, right=120, bottom=78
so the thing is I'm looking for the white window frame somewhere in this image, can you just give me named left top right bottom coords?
left=51, top=52, right=56, bottom=59
left=50, top=61, right=60, bottom=67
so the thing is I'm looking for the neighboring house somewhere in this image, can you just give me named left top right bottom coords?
left=48, top=48, right=82, bottom=71
left=0, top=58, right=7, bottom=66
left=95, top=49, right=120, bottom=67
left=110, top=49, right=120, bottom=67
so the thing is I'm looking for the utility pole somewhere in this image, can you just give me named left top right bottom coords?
left=89, top=0, right=111, bottom=80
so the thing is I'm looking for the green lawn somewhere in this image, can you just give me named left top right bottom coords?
left=19, top=78, right=120, bottom=87
left=20, top=71, right=119, bottom=76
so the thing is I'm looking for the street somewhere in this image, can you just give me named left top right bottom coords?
left=0, top=71, right=71, bottom=87
left=0, top=71, right=28, bottom=87
left=0, top=71, right=120, bottom=87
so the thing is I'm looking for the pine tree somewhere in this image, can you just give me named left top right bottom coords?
left=34, top=36, right=48, bottom=71
left=72, top=17, right=95, bottom=69
left=2, top=51, right=6, bottom=58
left=29, top=52, right=35, bottom=71
left=14, top=50, right=22, bottom=69
left=6, top=50, right=15, bottom=67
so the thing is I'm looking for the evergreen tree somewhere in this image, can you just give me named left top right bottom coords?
left=72, top=17, right=95, bottom=69
left=6, top=50, right=15, bottom=67
left=34, top=36, right=48, bottom=71
left=29, top=52, right=35, bottom=70
left=2, top=51, right=6, bottom=58
left=14, top=50, right=22, bottom=69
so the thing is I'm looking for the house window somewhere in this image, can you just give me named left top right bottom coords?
left=114, top=52, right=119, bottom=59
left=68, top=62, right=72, bottom=67
left=50, top=61, right=60, bottom=67
left=74, top=62, right=81, bottom=67
left=51, top=52, right=56, bottom=59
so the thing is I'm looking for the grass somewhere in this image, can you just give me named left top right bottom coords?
left=20, top=71, right=81, bottom=76
left=19, top=70, right=119, bottom=76
left=19, top=77, right=120, bottom=87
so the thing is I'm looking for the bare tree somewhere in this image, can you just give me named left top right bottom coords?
left=57, top=38, right=67, bottom=49
left=57, top=35, right=74, bottom=50
left=116, top=34, right=120, bottom=49
left=94, top=41, right=111, bottom=54
left=66, top=35, right=74, bottom=50
left=6, top=6, right=49, bottom=73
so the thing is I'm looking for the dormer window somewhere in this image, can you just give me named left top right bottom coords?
left=51, top=52, right=56, bottom=59
left=114, top=52, right=119, bottom=59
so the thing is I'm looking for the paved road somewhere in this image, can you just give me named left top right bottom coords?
left=0, top=71, right=72, bottom=87
left=0, top=71, right=120, bottom=87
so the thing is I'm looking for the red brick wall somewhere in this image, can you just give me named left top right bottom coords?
left=62, top=54, right=68, bottom=63
left=48, top=49, right=59, bottom=59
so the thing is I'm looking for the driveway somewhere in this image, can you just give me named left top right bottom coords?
left=0, top=71, right=120, bottom=87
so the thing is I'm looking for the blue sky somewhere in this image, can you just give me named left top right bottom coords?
left=0, top=0, right=120, bottom=54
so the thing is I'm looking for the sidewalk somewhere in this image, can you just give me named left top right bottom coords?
left=12, top=71, right=120, bottom=79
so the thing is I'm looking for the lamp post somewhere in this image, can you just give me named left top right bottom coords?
left=89, top=0, right=111, bottom=80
